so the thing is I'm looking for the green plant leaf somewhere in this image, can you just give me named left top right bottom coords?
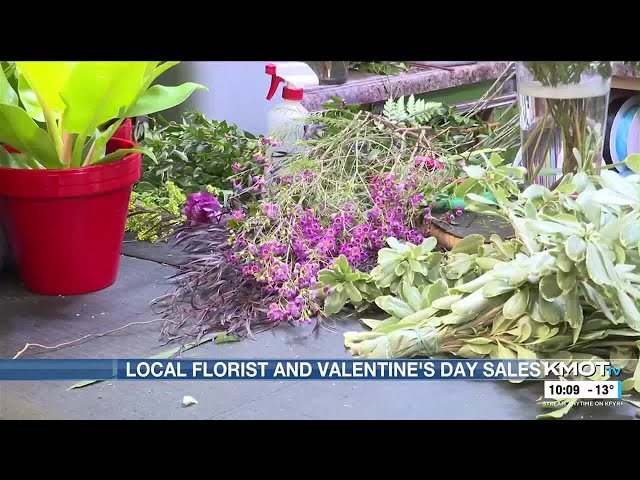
left=318, top=269, right=339, bottom=286
left=617, top=290, right=640, bottom=331
left=426, top=279, right=448, bottom=306
left=624, top=153, right=640, bottom=173
left=565, top=235, right=586, bottom=262
left=463, top=165, right=485, bottom=179
left=585, top=242, right=613, bottom=287
left=375, top=296, right=415, bottom=319
left=400, top=282, right=422, bottom=312
left=0, top=104, right=60, bottom=168
left=17, top=74, right=44, bottom=122
left=214, top=334, right=239, bottom=344
left=323, top=290, right=348, bottom=316
left=503, top=288, right=529, bottom=319
left=60, top=61, right=150, bottom=134
left=420, top=236, right=437, bottom=253
left=451, top=234, right=485, bottom=254
left=565, top=286, right=583, bottom=339
left=466, top=192, right=496, bottom=206
left=94, top=147, right=156, bottom=166
left=482, top=280, right=516, bottom=297
left=345, top=282, right=363, bottom=303
left=0, top=66, right=18, bottom=105
left=556, top=270, right=576, bottom=292
left=127, top=83, right=207, bottom=117
left=540, top=274, right=562, bottom=301
left=16, top=61, right=74, bottom=116
left=334, top=255, right=351, bottom=276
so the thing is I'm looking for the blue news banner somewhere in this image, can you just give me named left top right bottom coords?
left=0, top=358, right=614, bottom=381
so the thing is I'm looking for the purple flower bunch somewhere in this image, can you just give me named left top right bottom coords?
left=229, top=171, right=439, bottom=325
left=183, top=191, right=223, bottom=225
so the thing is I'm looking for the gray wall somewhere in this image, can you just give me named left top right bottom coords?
left=158, top=61, right=281, bottom=135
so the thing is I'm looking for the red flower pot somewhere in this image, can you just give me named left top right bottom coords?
left=0, top=129, right=141, bottom=295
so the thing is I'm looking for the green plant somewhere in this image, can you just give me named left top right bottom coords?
left=136, top=112, right=261, bottom=194
left=0, top=61, right=205, bottom=169
left=317, top=255, right=382, bottom=315
left=369, top=237, right=443, bottom=294
left=349, top=62, right=411, bottom=76
left=382, top=95, right=474, bottom=129
left=125, top=181, right=188, bottom=243
left=342, top=153, right=640, bottom=419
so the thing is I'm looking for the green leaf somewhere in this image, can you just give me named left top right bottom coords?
left=620, top=222, right=639, bottom=250
left=386, top=237, right=406, bottom=251
left=463, top=165, right=486, bottom=179
left=451, top=234, right=485, bottom=254
left=420, top=236, right=437, bottom=253
left=522, top=184, right=546, bottom=200
left=408, top=258, right=423, bottom=273
left=127, top=83, right=207, bottom=117
left=318, top=269, right=339, bottom=286
left=378, top=249, right=403, bottom=263
left=345, top=282, right=363, bottom=303
left=503, top=288, right=529, bottom=319
left=0, top=104, right=60, bottom=168
left=565, top=286, right=583, bottom=340
left=482, top=280, right=516, bottom=297
left=556, top=270, right=576, bottom=292
left=323, top=290, right=348, bottom=316
left=0, top=66, right=18, bottom=105
left=17, top=74, right=44, bottom=122
left=16, top=61, right=74, bottom=116
left=565, top=235, right=586, bottom=262
left=431, top=294, right=463, bottom=310
left=537, top=295, right=561, bottom=325
left=444, top=254, right=473, bottom=280
left=375, top=296, right=415, bottom=319
left=476, top=257, right=503, bottom=271
left=527, top=220, right=583, bottom=237
left=495, top=342, right=516, bottom=359
left=625, top=153, right=640, bottom=173
left=454, top=178, right=479, bottom=199
left=334, top=255, right=351, bottom=276
left=60, top=61, right=150, bottom=134
left=427, top=279, right=448, bottom=306
left=617, top=290, right=639, bottom=331
left=93, top=147, right=156, bottom=166
left=466, top=192, right=496, bottom=206
left=400, top=282, right=422, bottom=312
left=585, top=242, right=613, bottom=287
left=540, top=274, right=562, bottom=301
left=214, top=334, right=239, bottom=344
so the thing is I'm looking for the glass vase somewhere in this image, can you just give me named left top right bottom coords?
left=306, top=61, right=349, bottom=85
left=516, top=62, right=612, bottom=187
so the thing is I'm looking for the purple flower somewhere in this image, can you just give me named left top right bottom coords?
left=183, top=191, right=222, bottom=224
left=261, top=202, right=279, bottom=220
left=267, top=303, right=286, bottom=322
left=455, top=206, right=464, bottom=217
left=232, top=163, right=242, bottom=172
left=230, top=209, right=245, bottom=221
left=409, top=193, right=424, bottom=209
left=253, top=153, right=266, bottom=165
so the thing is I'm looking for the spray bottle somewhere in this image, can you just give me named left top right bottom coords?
left=265, top=62, right=319, bottom=155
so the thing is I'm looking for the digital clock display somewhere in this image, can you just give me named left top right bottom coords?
left=544, top=381, right=621, bottom=399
